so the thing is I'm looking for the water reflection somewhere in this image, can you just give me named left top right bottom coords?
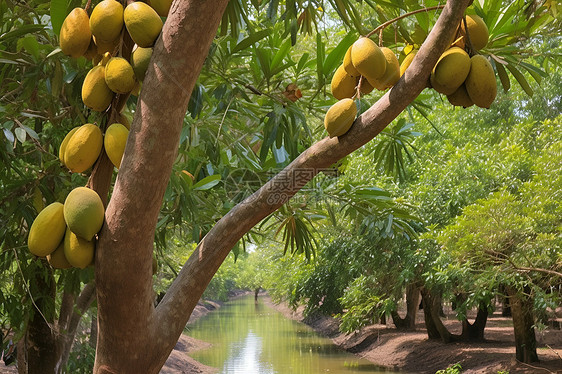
left=187, top=295, right=390, bottom=373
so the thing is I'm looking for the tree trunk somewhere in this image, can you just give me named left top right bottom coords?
left=19, top=263, right=58, bottom=374
left=460, top=303, right=488, bottom=341
left=420, top=288, right=441, bottom=340
left=390, top=284, right=419, bottom=330
left=91, top=0, right=471, bottom=372
left=507, top=287, right=538, bottom=363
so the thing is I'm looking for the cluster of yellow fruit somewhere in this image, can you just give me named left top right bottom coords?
left=323, top=13, right=496, bottom=138
left=28, top=187, right=104, bottom=269
left=59, top=122, right=129, bottom=171
left=59, top=0, right=159, bottom=112
left=325, top=37, right=401, bottom=138
left=430, top=14, right=496, bottom=109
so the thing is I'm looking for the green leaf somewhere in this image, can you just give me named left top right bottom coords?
left=0, top=24, right=45, bottom=42
left=231, top=29, right=270, bottom=54
left=14, top=127, right=26, bottom=143
left=50, top=0, right=68, bottom=36
left=494, top=60, right=510, bottom=93
left=506, top=64, right=533, bottom=97
left=271, top=38, right=291, bottom=72
left=193, top=174, right=221, bottom=191
left=323, top=33, right=355, bottom=76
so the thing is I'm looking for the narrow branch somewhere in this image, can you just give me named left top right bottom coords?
left=157, top=0, right=470, bottom=346
left=366, top=5, right=446, bottom=39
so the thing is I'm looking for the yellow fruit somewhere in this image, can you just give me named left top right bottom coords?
left=90, top=0, right=124, bottom=43
left=461, top=14, right=489, bottom=51
left=400, top=50, right=417, bottom=77
left=93, top=36, right=119, bottom=55
left=324, top=98, right=357, bottom=138
left=130, top=46, right=153, bottom=81
left=331, top=64, right=357, bottom=100
left=343, top=46, right=360, bottom=77
left=64, top=187, right=104, bottom=241
left=447, top=84, right=474, bottom=108
left=368, top=47, right=400, bottom=90
left=59, top=126, right=80, bottom=166
left=124, top=2, right=163, bottom=48
left=119, top=112, right=131, bottom=130
left=83, top=38, right=98, bottom=60
left=98, top=51, right=112, bottom=66
left=148, top=0, right=172, bottom=17
left=105, top=57, right=136, bottom=94
left=104, top=123, right=129, bottom=168
left=465, top=55, right=497, bottom=109
left=47, top=241, right=72, bottom=269
left=63, top=228, right=94, bottom=269
left=82, top=65, right=114, bottom=112
left=60, top=8, right=91, bottom=58
left=28, top=202, right=66, bottom=257
left=350, top=37, right=386, bottom=81
left=430, top=47, right=471, bottom=95
left=64, top=124, right=103, bottom=173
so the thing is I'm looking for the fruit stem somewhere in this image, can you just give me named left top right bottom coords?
left=365, top=5, right=445, bottom=39
left=85, top=0, right=92, bottom=13
left=461, top=16, right=476, bottom=56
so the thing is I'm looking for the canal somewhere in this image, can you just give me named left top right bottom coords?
left=186, top=295, right=390, bottom=373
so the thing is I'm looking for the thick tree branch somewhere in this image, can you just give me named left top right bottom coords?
left=157, top=0, right=471, bottom=346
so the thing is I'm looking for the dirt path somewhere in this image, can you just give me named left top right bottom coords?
left=265, top=296, right=562, bottom=374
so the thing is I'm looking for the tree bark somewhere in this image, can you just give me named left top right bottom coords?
left=420, top=287, right=441, bottom=339
left=507, top=287, right=539, bottom=363
left=92, top=0, right=471, bottom=372
left=460, top=303, right=488, bottom=341
left=390, top=284, right=419, bottom=330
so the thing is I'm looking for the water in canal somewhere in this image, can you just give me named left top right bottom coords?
left=186, top=295, right=390, bottom=373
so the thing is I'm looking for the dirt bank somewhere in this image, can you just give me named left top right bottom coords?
left=264, top=296, right=562, bottom=374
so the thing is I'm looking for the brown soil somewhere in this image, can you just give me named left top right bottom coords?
left=265, top=296, right=562, bottom=374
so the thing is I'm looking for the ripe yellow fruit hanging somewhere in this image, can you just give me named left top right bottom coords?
left=63, top=228, right=94, bottom=269
left=28, top=202, right=66, bottom=257
left=82, top=65, right=114, bottom=112
left=64, top=124, right=103, bottom=173
left=447, top=84, right=474, bottom=108
left=59, top=126, right=80, bottom=166
left=343, top=46, right=360, bottom=77
left=350, top=38, right=386, bottom=81
left=90, top=0, right=124, bottom=43
left=461, top=14, right=489, bottom=51
left=465, top=55, right=497, bottom=109
left=148, top=0, right=173, bottom=17
left=105, top=57, right=136, bottom=94
left=324, top=98, right=357, bottom=138
left=47, top=242, right=72, bottom=269
left=331, top=64, right=357, bottom=100
left=130, top=46, right=153, bottom=82
left=124, top=2, right=163, bottom=48
left=60, top=8, right=91, bottom=58
left=368, top=47, right=400, bottom=91
left=64, top=187, right=105, bottom=241
left=430, top=47, right=471, bottom=95
left=105, top=123, right=129, bottom=169
left=400, top=50, right=417, bottom=77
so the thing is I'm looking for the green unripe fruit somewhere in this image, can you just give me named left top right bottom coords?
left=324, top=98, right=357, bottom=138
left=104, top=123, right=129, bottom=169
left=82, top=65, right=114, bottom=112
left=64, top=187, right=105, bottom=241
left=124, top=2, right=163, bottom=48
left=64, top=124, right=103, bottom=173
left=105, top=57, right=136, bottom=94
left=28, top=202, right=66, bottom=257
left=60, top=8, right=92, bottom=58
left=90, top=0, right=124, bottom=43
left=64, top=228, right=94, bottom=269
